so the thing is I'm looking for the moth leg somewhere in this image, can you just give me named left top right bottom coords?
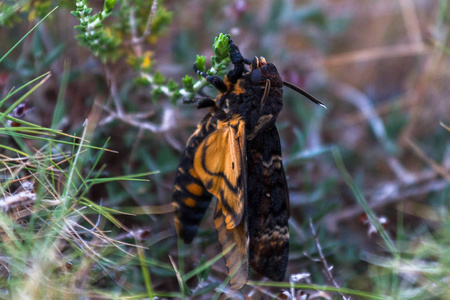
left=194, top=64, right=228, bottom=93
left=182, top=98, right=195, bottom=104
left=182, top=97, right=216, bottom=109
left=226, top=37, right=245, bottom=84
left=194, top=97, right=216, bottom=109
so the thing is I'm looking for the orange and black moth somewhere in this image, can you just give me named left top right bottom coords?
left=172, top=37, right=325, bottom=289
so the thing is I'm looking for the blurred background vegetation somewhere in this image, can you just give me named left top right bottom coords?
left=0, top=0, right=449, bottom=299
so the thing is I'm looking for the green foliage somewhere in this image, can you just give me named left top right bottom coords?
left=211, top=33, right=231, bottom=70
left=2, top=1, right=449, bottom=298
left=195, top=55, right=207, bottom=73
left=0, top=21, right=170, bottom=298
left=181, top=33, right=232, bottom=99
left=100, top=0, right=180, bottom=103
left=114, top=0, right=172, bottom=44
left=71, top=0, right=120, bottom=63
left=0, top=101, right=163, bottom=298
left=70, top=0, right=177, bottom=102
left=0, top=1, right=20, bottom=26
left=138, top=70, right=182, bottom=104
left=0, top=0, right=54, bottom=26
left=153, top=71, right=165, bottom=85
left=0, top=7, right=58, bottom=65
left=148, top=5, right=173, bottom=41
left=27, top=0, right=54, bottom=19
left=182, top=75, right=194, bottom=93
left=104, top=0, right=116, bottom=11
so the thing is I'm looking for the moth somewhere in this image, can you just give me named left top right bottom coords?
left=172, top=37, right=325, bottom=289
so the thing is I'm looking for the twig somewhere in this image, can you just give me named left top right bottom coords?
left=164, top=131, right=184, bottom=152
left=406, top=138, right=450, bottom=181
left=0, top=181, right=36, bottom=211
left=321, top=43, right=427, bottom=67
left=441, top=122, right=450, bottom=132
left=99, top=104, right=176, bottom=133
left=398, top=0, right=422, bottom=44
left=129, top=0, right=158, bottom=47
left=140, top=0, right=158, bottom=43
left=128, top=7, right=142, bottom=56
left=100, top=66, right=176, bottom=133
left=386, top=156, right=416, bottom=185
left=105, top=68, right=124, bottom=116
left=309, top=219, right=349, bottom=300
left=398, top=32, right=447, bottom=145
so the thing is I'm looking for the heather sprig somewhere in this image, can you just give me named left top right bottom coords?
left=180, top=33, right=232, bottom=100
left=71, top=0, right=120, bottom=62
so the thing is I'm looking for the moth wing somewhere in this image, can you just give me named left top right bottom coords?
left=247, top=126, right=290, bottom=281
left=172, top=113, right=216, bottom=244
left=193, top=117, right=246, bottom=230
left=214, top=199, right=249, bottom=290
left=193, top=116, right=249, bottom=289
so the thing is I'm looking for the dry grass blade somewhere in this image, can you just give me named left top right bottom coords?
left=321, top=43, right=427, bottom=67
left=440, top=122, right=450, bottom=132
left=406, top=138, right=450, bottom=182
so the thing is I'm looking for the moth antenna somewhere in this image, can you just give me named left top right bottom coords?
left=283, top=81, right=327, bottom=110
left=260, top=79, right=271, bottom=110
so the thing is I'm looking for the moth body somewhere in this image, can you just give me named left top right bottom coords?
left=171, top=37, right=319, bottom=289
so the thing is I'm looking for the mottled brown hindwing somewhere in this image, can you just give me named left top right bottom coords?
left=247, top=126, right=289, bottom=281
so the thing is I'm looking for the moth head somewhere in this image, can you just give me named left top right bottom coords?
left=250, top=56, right=267, bottom=70
left=249, top=56, right=283, bottom=88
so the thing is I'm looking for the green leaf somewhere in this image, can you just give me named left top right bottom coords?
left=195, top=55, right=206, bottom=73
left=153, top=71, right=165, bottom=85
left=74, top=25, right=86, bottom=32
left=197, top=255, right=210, bottom=282
left=167, top=79, right=178, bottom=91
left=0, top=6, right=59, bottom=64
left=151, top=87, right=164, bottom=100
left=170, top=91, right=182, bottom=104
left=103, top=0, right=117, bottom=11
left=43, top=44, right=65, bottom=67
left=182, top=75, right=194, bottom=92
left=213, top=33, right=230, bottom=60
left=134, top=76, right=151, bottom=86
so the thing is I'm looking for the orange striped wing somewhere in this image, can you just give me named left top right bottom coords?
left=193, top=116, right=246, bottom=230
left=193, top=115, right=249, bottom=288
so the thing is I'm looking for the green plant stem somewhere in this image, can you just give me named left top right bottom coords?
left=0, top=7, right=58, bottom=63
